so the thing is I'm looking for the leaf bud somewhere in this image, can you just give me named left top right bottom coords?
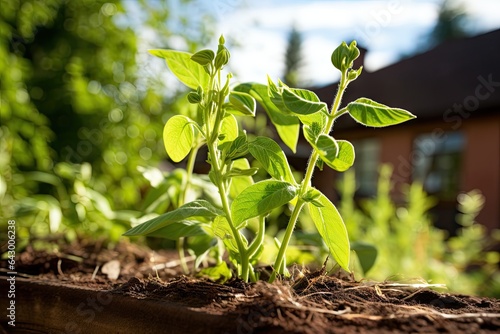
left=215, top=45, right=230, bottom=69
left=187, top=91, right=202, bottom=104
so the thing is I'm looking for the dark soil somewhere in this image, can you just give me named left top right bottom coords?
left=2, top=239, right=500, bottom=333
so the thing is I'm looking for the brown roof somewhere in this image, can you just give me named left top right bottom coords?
left=313, top=28, right=500, bottom=127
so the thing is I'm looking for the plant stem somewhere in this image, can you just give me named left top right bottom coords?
left=177, top=145, right=200, bottom=275
left=208, top=142, right=250, bottom=281
left=203, top=69, right=252, bottom=281
left=182, top=145, right=199, bottom=205
left=247, top=215, right=266, bottom=258
left=268, top=198, right=306, bottom=282
left=269, top=70, right=350, bottom=283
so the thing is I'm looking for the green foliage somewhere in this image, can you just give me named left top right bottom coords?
left=9, top=162, right=135, bottom=247
left=124, top=200, right=221, bottom=236
left=234, top=82, right=300, bottom=153
left=125, top=36, right=414, bottom=283
left=331, top=41, right=360, bottom=72
left=346, top=98, right=417, bottom=127
left=231, top=180, right=297, bottom=225
left=338, top=165, right=500, bottom=297
left=307, top=190, right=350, bottom=271
left=0, top=0, right=214, bottom=242
left=248, top=137, right=296, bottom=184
left=163, top=115, right=196, bottom=162
left=150, top=49, right=210, bottom=90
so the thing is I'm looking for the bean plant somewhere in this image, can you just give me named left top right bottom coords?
left=124, top=36, right=415, bottom=282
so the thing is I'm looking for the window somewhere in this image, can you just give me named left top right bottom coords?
left=412, top=131, right=465, bottom=200
left=351, top=138, right=380, bottom=197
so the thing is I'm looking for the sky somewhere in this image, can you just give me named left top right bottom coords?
left=196, top=0, right=500, bottom=86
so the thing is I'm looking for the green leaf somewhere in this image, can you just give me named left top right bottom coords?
left=228, top=91, right=256, bottom=116
left=229, top=158, right=254, bottom=199
left=219, top=114, right=238, bottom=145
left=331, top=41, right=359, bottom=72
left=267, top=76, right=287, bottom=112
left=303, top=122, right=324, bottom=147
left=187, top=91, right=202, bottom=104
left=147, top=220, right=207, bottom=239
left=231, top=180, right=297, bottom=225
left=302, top=188, right=323, bottom=207
left=198, top=261, right=232, bottom=283
left=149, top=49, right=210, bottom=90
left=163, top=115, right=195, bottom=162
left=189, top=234, right=216, bottom=258
left=215, top=45, right=230, bottom=69
left=212, top=215, right=241, bottom=252
left=225, top=167, right=259, bottom=178
left=351, top=241, right=378, bottom=275
left=348, top=66, right=363, bottom=81
left=282, top=87, right=326, bottom=115
left=249, top=137, right=296, bottom=185
left=123, top=200, right=222, bottom=236
left=224, top=134, right=248, bottom=161
left=330, top=140, right=355, bottom=172
left=315, top=134, right=339, bottom=165
left=233, top=82, right=300, bottom=153
left=313, top=137, right=355, bottom=172
left=298, top=109, right=327, bottom=128
left=347, top=98, right=416, bottom=127
left=307, top=190, right=350, bottom=272
left=212, top=215, right=247, bottom=265
left=191, top=49, right=215, bottom=66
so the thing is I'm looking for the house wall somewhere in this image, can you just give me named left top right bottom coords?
left=461, top=114, right=500, bottom=231
left=333, top=113, right=500, bottom=231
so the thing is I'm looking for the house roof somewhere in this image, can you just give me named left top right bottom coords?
left=313, top=29, right=500, bottom=127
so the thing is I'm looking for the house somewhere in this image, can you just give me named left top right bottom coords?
left=311, top=29, right=500, bottom=232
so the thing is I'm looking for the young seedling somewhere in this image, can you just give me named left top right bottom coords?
left=124, top=36, right=416, bottom=283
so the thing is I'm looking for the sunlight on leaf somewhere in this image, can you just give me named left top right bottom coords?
left=146, top=220, right=207, bottom=239
left=307, top=190, right=350, bottom=272
left=231, top=180, right=297, bottom=225
left=314, top=134, right=339, bottom=165
left=249, top=137, right=296, bottom=185
left=124, top=200, right=222, bottom=236
left=149, top=49, right=210, bottom=90
left=229, top=158, right=255, bottom=199
left=330, top=140, right=355, bottom=172
left=233, top=82, right=300, bottom=153
left=347, top=98, right=416, bottom=127
left=282, top=87, right=326, bottom=115
left=219, top=114, right=238, bottom=145
left=163, top=115, right=195, bottom=162
left=229, top=91, right=256, bottom=116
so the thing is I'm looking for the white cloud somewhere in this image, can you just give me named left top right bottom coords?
left=214, top=0, right=500, bottom=86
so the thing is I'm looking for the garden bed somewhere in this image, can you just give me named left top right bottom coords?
left=2, top=241, right=500, bottom=333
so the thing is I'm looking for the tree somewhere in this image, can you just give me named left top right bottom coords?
left=428, top=0, right=471, bottom=48
left=283, top=25, right=304, bottom=87
left=0, top=0, right=214, bottom=239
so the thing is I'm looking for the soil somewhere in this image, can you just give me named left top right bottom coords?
left=2, top=239, right=500, bottom=333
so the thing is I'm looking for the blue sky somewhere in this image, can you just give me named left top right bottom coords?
left=204, top=0, right=500, bottom=86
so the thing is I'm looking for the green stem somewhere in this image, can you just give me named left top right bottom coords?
left=269, top=70, right=350, bottom=283
left=203, top=69, right=251, bottom=281
left=177, top=237, right=189, bottom=274
left=182, top=145, right=199, bottom=204
left=247, top=216, right=266, bottom=257
left=209, top=143, right=250, bottom=281
left=248, top=264, right=257, bottom=282
left=177, top=145, right=200, bottom=275
left=269, top=198, right=306, bottom=282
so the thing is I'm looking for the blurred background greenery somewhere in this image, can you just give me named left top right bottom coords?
left=0, top=0, right=498, bottom=297
left=0, top=0, right=213, bottom=242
